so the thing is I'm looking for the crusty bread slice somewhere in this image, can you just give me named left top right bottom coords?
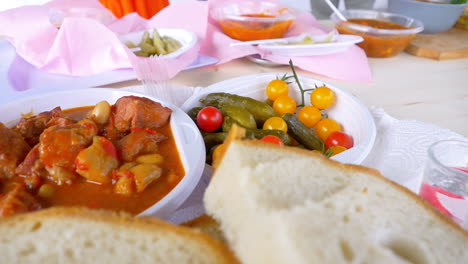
left=204, top=139, right=468, bottom=264
left=183, top=214, right=226, bottom=244
left=0, top=207, right=239, bottom=264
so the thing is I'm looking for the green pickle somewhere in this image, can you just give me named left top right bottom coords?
left=125, top=41, right=137, bottom=48
left=222, top=116, right=236, bottom=132
left=219, top=104, right=257, bottom=129
left=200, top=93, right=277, bottom=124
left=245, top=129, right=293, bottom=146
left=130, top=29, right=182, bottom=57
left=202, top=132, right=228, bottom=152
left=282, top=113, right=325, bottom=152
left=187, top=107, right=202, bottom=123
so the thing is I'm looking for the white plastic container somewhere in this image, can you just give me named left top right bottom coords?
left=0, top=88, right=205, bottom=220
left=181, top=73, right=376, bottom=165
left=119, top=28, right=198, bottom=59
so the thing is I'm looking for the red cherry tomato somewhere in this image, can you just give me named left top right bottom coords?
left=325, top=131, right=354, bottom=149
left=196, top=106, right=223, bottom=132
left=260, top=135, right=284, bottom=146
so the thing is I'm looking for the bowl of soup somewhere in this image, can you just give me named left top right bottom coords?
left=211, top=1, right=296, bottom=41
left=331, top=9, right=424, bottom=58
left=0, top=88, right=205, bottom=220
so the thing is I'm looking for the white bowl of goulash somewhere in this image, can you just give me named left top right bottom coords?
left=0, top=88, right=205, bottom=219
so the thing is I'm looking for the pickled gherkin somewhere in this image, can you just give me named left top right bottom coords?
left=125, top=29, right=182, bottom=57
left=200, top=93, right=277, bottom=125
left=218, top=104, right=257, bottom=129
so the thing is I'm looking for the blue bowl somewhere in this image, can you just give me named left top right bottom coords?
left=388, top=0, right=467, bottom=33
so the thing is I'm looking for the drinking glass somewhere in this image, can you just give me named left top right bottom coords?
left=419, top=140, right=468, bottom=228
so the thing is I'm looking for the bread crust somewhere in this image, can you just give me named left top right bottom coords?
left=230, top=138, right=468, bottom=237
left=183, top=214, right=219, bottom=229
left=212, top=124, right=246, bottom=169
left=0, top=207, right=240, bottom=264
left=183, top=214, right=227, bottom=243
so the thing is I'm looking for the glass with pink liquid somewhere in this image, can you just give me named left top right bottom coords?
left=419, top=140, right=468, bottom=229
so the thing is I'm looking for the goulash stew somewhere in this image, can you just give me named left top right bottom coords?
left=0, top=96, right=184, bottom=217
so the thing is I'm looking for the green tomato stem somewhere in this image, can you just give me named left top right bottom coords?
left=289, top=59, right=308, bottom=108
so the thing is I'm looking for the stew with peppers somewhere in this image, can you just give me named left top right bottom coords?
left=0, top=96, right=184, bottom=217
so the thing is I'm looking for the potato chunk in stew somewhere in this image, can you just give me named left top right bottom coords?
left=114, top=174, right=135, bottom=196
left=131, top=164, right=162, bottom=192
left=75, top=136, right=119, bottom=184
left=113, top=163, right=162, bottom=195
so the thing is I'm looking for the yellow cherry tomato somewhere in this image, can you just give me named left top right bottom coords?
left=273, top=95, right=297, bottom=116
left=329, top=145, right=347, bottom=156
left=297, top=106, right=322, bottom=128
left=311, top=86, right=335, bottom=110
left=266, top=79, right=289, bottom=101
left=315, top=118, right=342, bottom=142
left=263, top=117, right=288, bottom=132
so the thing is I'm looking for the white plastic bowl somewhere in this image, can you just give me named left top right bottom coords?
left=0, top=88, right=205, bottom=220
left=181, top=73, right=376, bottom=165
left=119, top=28, right=198, bottom=59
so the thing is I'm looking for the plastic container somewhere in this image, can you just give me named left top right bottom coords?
left=0, top=88, right=206, bottom=220
left=211, top=1, right=296, bottom=41
left=181, top=73, right=376, bottom=165
left=119, top=28, right=198, bottom=59
left=331, top=9, right=424, bottom=58
left=388, top=0, right=467, bottom=34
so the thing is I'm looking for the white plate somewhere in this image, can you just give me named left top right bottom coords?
left=258, top=34, right=364, bottom=56
left=181, top=73, right=376, bottom=165
left=0, top=88, right=205, bottom=220
left=119, top=28, right=198, bottom=59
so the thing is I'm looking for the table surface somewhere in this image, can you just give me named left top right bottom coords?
left=108, top=52, right=468, bottom=137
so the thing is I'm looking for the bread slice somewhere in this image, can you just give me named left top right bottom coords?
left=0, top=207, right=239, bottom=264
left=204, top=139, right=468, bottom=264
left=183, top=214, right=226, bottom=244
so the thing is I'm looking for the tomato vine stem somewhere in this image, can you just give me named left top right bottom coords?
left=289, top=59, right=309, bottom=108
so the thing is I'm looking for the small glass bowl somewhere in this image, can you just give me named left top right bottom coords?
left=331, top=9, right=423, bottom=58
left=211, top=1, right=296, bottom=41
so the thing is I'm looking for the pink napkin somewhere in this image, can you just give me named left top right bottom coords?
left=0, top=0, right=371, bottom=82
left=203, top=0, right=372, bottom=82
left=0, top=0, right=207, bottom=79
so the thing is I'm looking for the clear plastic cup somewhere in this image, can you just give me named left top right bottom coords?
left=330, top=9, right=424, bottom=58
left=419, top=140, right=468, bottom=228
